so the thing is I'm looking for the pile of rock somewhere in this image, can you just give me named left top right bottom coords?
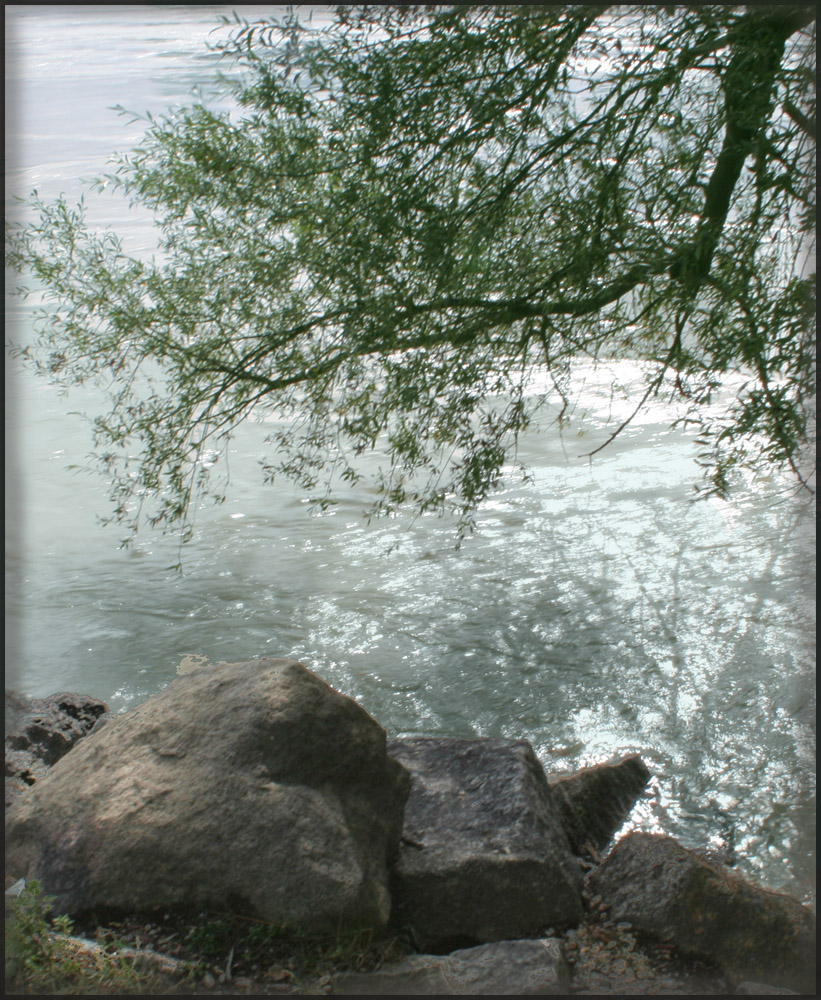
left=5, top=659, right=816, bottom=995
left=386, top=736, right=649, bottom=951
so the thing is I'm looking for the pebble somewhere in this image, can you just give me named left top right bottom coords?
left=562, top=916, right=731, bottom=996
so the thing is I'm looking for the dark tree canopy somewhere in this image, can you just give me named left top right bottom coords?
left=6, top=4, right=816, bottom=544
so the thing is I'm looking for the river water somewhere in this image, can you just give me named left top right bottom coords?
left=5, top=5, right=816, bottom=901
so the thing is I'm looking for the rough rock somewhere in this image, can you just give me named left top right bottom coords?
left=586, top=833, right=816, bottom=994
left=548, top=754, right=651, bottom=856
left=333, top=938, right=570, bottom=995
left=5, top=692, right=110, bottom=766
left=5, top=692, right=109, bottom=809
left=5, top=659, right=410, bottom=932
left=388, top=737, right=584, bottom=950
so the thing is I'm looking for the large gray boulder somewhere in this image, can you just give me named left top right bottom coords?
left=548, top=753, right=651, bottom=856
left=587, top=833, right=816, bottom=994
left=388, top=738, right=584, bottom=950
left=333, top=938, right=570, bottom=995
left=5, top=659, right=410, bottom=932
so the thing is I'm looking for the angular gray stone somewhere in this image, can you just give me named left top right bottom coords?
left=548, top=754, right=651, bottom=856
left=587, top=833, right=816, bottom=995
left=388, top=737, right=584, bottom=950
left=5, top=659, right=410, bottom=932
left=333, top=938, right=570, bottom=995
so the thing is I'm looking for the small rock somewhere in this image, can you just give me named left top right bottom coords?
left=5, top=693, right=109, bottom=808
left=548, top=754, right=651, bottom=856
left=333, top=938, right=570, bottom=995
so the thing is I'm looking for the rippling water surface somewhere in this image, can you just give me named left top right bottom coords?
left=5, top=5, right=815, bottom=901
